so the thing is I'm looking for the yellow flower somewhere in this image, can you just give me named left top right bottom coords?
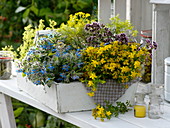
left=87, top=92, right=94, bottom=97
left=121, top=66, right=130, bottom=72
left=92, top=60, right=99, bottom=67
left=98, top=106, right=104, bottom=113
left=128, top=53, right=135, bottom=59
left=85, top=46, right=95, bottom=53
left=124, top=84, right=129, bottom=89
left=131, top=44, right=137, bottom=51
left=100, top=58, right=106, bottom=64
left=97, top=49, right=103, bottom=55
left=136, top=50, right=145, bottom=57
left=109, top=63, right=117, bottom=71
left=106, top=111, right=112, bottom=116
left=123, top=60, right=129, bottom=65
left=88, top=81, right=94, bottom=87
left=131, top=71, right=138, bottom=78
left=113, top=41, right=119, bottom=45
left=134, top=61, right=141, bottom=68
left=92, top=87, right=97, bottom=91
left=89, top=72, right=97, bottom=79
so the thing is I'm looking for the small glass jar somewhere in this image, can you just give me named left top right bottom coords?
left=134, top=93, right=146, bottom=118
left=148, top=94, right=161, bottom=119
left=0, top=51, right=12, bottom=79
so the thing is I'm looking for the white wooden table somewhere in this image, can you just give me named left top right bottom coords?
left=1, top=77, right=170, bottom=128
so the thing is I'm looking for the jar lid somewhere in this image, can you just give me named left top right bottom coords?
left=0, top=57, right=11, bottom=60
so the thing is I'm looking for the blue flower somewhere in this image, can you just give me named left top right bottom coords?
left=45, top=78, right=51, bottom=82
left=27, top=50, right=34, bottom=55
left=59, top=73, right=67, bottom=78
left=52, top=48, right=57, bottom=52
left=39, top=37, right=47, bottom=40
left=77, top=62, right=84, bottom=68
left=48, top=65, right=55, bottom=70
left=62, top=65, right=70, bottom=71
left=47, top=41, right=53, bottom=46
left=47, top=33, right=54, bottom=38
left=62, top=52, right=68, bottom=55
left=55, top=52, right=60, bottom=57
left=77, top=49, right=81, bottom=52
left=40, top=45, right=47, bottom=49
left=56, top=78, right=64, bottom=81
left=16, top=69, right=23, bottom=73
left=33, top=80, right=41, bottom=85
left=40, top=70, right=46, bottom=74
left=104, top=42, right=110, bottom=45
left=24, top=72, right=29, bottom=75
left=71, top=75, right=79, bottom=80
left=76, top=52, right=81, bottom=57
left=65, top=45, right=72, bottom=51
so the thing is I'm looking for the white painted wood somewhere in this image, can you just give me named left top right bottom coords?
left=125, top=0, right=152, bottom=41
left=141, top=0, right=152, bottom=30
left=1, top=78, right=170, bottom=128
left=151, top=3, right=170, bottom=84
left=119, top=110, right=170, bottom=128
left=17, top=73, right=138, bottom=113
left=150, top=0, right=170, bottom=4
left=114, top=0, right=126, bottom=20
left=17, top=74, right=95, bottom=113
left=98, top=0, right=112, bottom=24
left=0, top=93, right=16, bottom=128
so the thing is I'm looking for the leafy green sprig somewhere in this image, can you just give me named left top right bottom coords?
left=92, top=101, right=132, bottom=121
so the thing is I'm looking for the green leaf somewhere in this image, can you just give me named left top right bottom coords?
left=39, top=8, right=52, bottom=16
left=23, top=8, right=30, bottom=18
left=14, top=107, right=24, bottom=118
left=30, top=5, right=38, bottom=16
left=15, top=6, right=26, bottom=13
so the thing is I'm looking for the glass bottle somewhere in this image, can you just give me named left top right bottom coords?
left=148, top=94, right=161, bottom=119
left=0, top=51, right=12, bottom=79
left=134, top=93, right=146, bottom=118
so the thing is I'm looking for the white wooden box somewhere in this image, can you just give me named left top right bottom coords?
left=17, top=74, right=95, bottom=113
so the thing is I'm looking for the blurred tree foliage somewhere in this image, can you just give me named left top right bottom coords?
left=0, top=0, right=97, bottom=127
left=0, top=0, right=97, bottom=49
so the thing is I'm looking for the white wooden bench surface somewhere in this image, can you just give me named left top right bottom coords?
left=0, top=77, right=170, bottom=128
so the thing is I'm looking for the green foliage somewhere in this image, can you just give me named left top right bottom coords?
left=12, top=99, right=78, bottom=128
left=107, top=15, right=138, bottom=37
left=0, top=0, right=97, bottom=49
left=57, top=12, right=94, bottom=48
left=92, top=101, right=132, bottom=121
left=17, top=19, right=57, bottom=61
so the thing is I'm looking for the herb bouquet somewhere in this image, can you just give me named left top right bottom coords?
left=4, top=12, right=157, bottom=118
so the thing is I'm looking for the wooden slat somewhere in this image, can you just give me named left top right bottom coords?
left=0, top=93, right=16, bottom=128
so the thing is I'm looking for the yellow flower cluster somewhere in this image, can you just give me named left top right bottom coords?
left=18, top=19, right=57, bottom=60
left=92, top=104, right=112, bottom=121
left=57, top=12, right=93, bottom=47
left=82, top=41, right=150, bottom=95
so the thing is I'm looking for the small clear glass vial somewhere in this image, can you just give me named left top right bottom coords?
left=148, top=94, right=161, bottom=119
left=0, top=51, right=12, bottom=79
left=134, top=93, right=146, bottom=118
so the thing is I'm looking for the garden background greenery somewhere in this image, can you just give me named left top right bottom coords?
left=0, top=0, right=97, bottom=127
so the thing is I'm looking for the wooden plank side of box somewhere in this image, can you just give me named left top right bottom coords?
left=17, top=74, right=95, bottom=113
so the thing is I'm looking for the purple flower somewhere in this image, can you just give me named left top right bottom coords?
left=153, top=41, right=157, bottom=50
